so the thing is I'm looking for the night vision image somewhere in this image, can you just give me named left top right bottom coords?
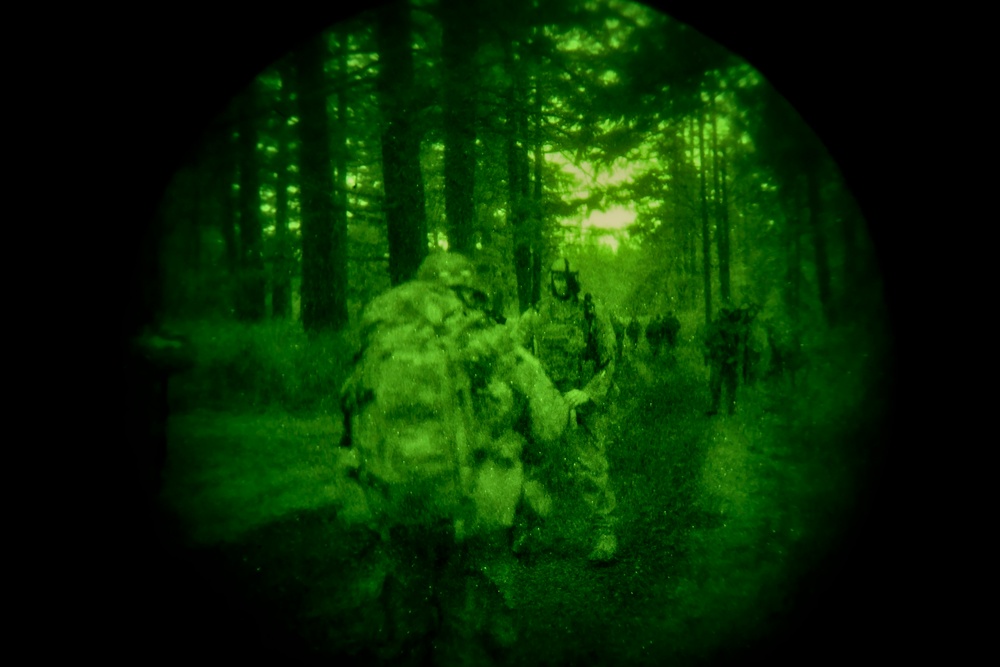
left=126, top=1, right=892, bottom=665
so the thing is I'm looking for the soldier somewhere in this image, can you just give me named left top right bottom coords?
left=338, top=252, right=573, bottom=662
left=704, top=306, right=741, bottom=416
left=339, top=251, right=571, bottom=539
left=704, top=302, right=758, bottom=416
left=514, top=256, right=619, bottom=564
left=645, top=311, right=681, bottom=359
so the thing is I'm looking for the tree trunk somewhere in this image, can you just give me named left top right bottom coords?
left=664, top=128, right=684, bottom=282
left=684, top=118, right=698, bottom=297
left=508, top=130, right=532, bottom=313
left=785, top=179, right=804, bottom=329
left=441, top=0, right=478, bottom=254
left=720, top=156, right=733, bottom=298
left=698, top=107, right=713, bottom=327
left=293, top=33, right=348, bottom=333
left=836, top=185, right=865, bottom=314
left=504, top=40, right=532, bottom=314
left=186, top=166, right=203, bottom=274
left=530, top=75, right=544, bottom=308
left=236, top=80, right=266, bottom=322
left=271, top=64, right=293, bottom=320
left=218, top=133, right=240, bottom=317
left=332, top=33, right=350, bottom=322
left=271, top=128, right=292, bottom=319
left=375, top=1, right=427, bottom=286
left=839, top=198, right=858, bottom=296
left=712, top=103, right=731, bottom=305
left=806, top=158, right=835, bottom=326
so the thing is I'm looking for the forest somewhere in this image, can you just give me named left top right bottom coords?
left=134, top=0, right=893, bottom=665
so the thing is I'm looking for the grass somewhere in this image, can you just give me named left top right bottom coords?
left=166, top=319, right=356, bottom=415
left=161, top=409, right=370, bottom=545
left=157, top=322, right=888, bottom=666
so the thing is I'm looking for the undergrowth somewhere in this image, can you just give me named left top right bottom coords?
left=158, top=314, right=890, bottom=665
left=167, top=319, right=357, bottom=415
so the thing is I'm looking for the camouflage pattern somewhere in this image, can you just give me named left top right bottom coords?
left=339, top=259, right=571, bottom=541
left=338, top=253, right=577, bottom=662
left=515, top=289, right=619, bottom=549
left=518, top=297, right=617, bottom=402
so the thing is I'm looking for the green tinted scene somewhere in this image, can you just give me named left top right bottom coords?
left=137, top=0, right=891, bottom=664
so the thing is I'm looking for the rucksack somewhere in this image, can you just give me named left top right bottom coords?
left=340, top=280, right=525, bottom=538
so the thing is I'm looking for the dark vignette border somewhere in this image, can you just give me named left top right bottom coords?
left=95, top=2, right=921, bottom=664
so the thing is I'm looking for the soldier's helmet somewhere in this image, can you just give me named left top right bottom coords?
left=418, top=252, right=489, bottom=309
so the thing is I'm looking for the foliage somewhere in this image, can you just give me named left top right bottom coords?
left=159, top=310, right=889, bottom=663
left=148, top=3, right=891, bottom=660
left=169, top=319, right=356, bottom=415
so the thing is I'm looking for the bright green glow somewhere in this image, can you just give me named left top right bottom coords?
left=586, top=205, right=634, bottom=230
left=597, top=233, right=620, bottom=252
left=156, top=2, right=888, bottom=666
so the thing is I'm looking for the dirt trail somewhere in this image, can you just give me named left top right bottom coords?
left=157, top=358, right=864, bottom=666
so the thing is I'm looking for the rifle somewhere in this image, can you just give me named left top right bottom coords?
left=582, top=293, right=600, bottom=366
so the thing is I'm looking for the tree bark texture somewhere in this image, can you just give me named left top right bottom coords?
left=698, top=107, right=713, bottom=327
left=712, top=104, right=731, bottom=305
left=441, top=0, right=478, bottom=254
left=530, top=74, right=544, bottom=308
left=505, top=40, right=533, bottom=314
left=271, top=118, right=292, bottom=319
left=236, top=80, right=267, bottom=322
left=331, top=33, right=350, bottom=324
left=806, top=159, right=835, bottom=326
left=785, top=179, right=804, bottom=327
left=218, top=133, right=240, bottom=314
left=293, top=33, right=348, bottom=332
left=375, top=1, right=427, bottom=286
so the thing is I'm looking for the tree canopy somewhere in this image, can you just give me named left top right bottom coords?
left=153, top=0, right=876, bottom=341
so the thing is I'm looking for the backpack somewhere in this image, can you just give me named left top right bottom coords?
left=340, top=280, right=524, bottom=538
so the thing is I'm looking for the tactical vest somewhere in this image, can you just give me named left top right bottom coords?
left=342, top=281, right=527, bottom=539
left=532, top=299, right=596, bottom=392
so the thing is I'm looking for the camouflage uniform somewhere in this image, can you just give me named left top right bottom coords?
left=338, top=252, right=572, bottom=660
left=514, top=267, right=619, bottom=562
left=339, top=253, right=571, bottom=540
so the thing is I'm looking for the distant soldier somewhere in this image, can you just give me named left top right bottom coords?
left=645, top=311, right=681, bottom=359
left=704, top=307, right=741, bottom=416
left=736, top=303, right=761, bottom=384
left=515, top=256, right=619, bottom=563
left=704, top=303, right=758, bottom=415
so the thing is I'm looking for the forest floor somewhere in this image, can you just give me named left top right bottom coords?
left=157, top=344, right=880, bottom=666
